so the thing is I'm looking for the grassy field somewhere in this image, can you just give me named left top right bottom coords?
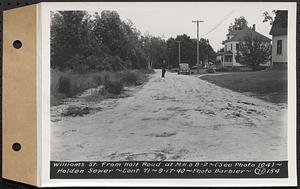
left=201, top=69, right=287, bottom=104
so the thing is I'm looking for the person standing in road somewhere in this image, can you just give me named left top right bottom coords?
left=161, top=60, right=166, bottom=78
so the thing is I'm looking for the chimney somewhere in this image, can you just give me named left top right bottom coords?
left=252, top=24, right=256, bottom=31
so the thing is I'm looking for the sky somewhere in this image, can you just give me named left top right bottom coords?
left=52, top=2, right=294, bottom=51
left=115, top=5, right=274, bottom=51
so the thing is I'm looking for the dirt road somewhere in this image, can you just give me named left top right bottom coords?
left=51, top=70, right=287, bottom=161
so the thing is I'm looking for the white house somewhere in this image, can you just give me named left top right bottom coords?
left=217, top=24, right=271, bottom=69
left=269, top=11, right=288, bottom=67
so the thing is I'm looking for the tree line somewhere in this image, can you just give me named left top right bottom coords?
left=51, top=11, right=216, bottom=72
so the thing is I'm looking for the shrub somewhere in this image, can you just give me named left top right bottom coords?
left=104, top=79, right=123, bottom=95
left=120, top=70, right=139, bottom=85
left=51, top=93, right=66, bottom=106
left=206, top=68, right=215, bottom=73
left=62, top=105, right=90, bottom=117
left=94, top=75, right=103, bottom=85
left=58, top=76, right=71, bottom=96
left=102, top=73, right=124, bottom=95
left=140, top=69, right=155, bottom=74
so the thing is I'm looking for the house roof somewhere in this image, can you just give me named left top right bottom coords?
left=269, top=11, right=288, bottom=36
left=224, top=27, right=271, bottom=43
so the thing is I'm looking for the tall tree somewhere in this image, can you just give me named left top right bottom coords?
left=121, top=19, right=146, bottom=69
left=142, top=35, right=167, bottom=69
left=228, top=16, right=248, bottom=32
left=51, top=11, right=87, bottom=69
left=51, top=11, right=105, bottom=71
left=93, top=11, right=148, bottom=70
left=166, top=34, right=216, bottom=68
left=199, top=38, right=216, bottom=66
left=236, top=36, right=271, bottom=71
left=166, top=37, right=178, bottom=68
left=93, top=11, right=126, bottom=57
left=263, top=10, right=287, bottom=26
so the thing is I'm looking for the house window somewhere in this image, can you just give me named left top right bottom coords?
left=277, top=40, right=282, bottom=55
left=225, top=45, right=227, bottom=51
left=225, top=55, right=232, bottom=62
left=230, top=44, right=232, bottom=50
left=236, top=44, right=239, bottom=50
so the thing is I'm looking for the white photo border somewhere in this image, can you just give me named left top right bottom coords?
left=38, top=2, right=297, bottom=187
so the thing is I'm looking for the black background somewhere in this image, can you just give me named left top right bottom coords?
left=0, top=0, right=298, bottom=188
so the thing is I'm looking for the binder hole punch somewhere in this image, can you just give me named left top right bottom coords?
left=12, top=143, right=21, bottom=151
left=13, top=40, right=22, bottom=49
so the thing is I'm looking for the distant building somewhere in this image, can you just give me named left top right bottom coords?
left=269, top=11, right=288, bottom=67
left=217, top=24, right=271, bottom=69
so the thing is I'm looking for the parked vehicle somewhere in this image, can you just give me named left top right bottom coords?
left=178, top=63, right=191, bottom=75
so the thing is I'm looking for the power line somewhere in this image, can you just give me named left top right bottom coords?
left=201, top=10, right=235, bottom=37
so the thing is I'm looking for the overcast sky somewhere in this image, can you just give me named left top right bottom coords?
left=115, top=5, right=274, bottom=51
left=53, top=2, right=294, bottom=51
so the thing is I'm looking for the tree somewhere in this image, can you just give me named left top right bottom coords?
left=121, top=19, right=147, bottom=69
left=166, top=34, right=216, bottom=68
left=236, top=36, right=271, bottom=71
left=51, top=11, right=105, bottom=71
left=93, top=11, right=127, bottom=57
left=199, top=38, right=216, bottom=65
left=93, top=11, right=148, bottom=70
left=141, top=35, right=167, bottom=69
left=166, top=37, right=178, bottom=68
left=263, top=10, right=287, bottom=26
left=228, top=16, right=248, bottom=32
left=51, top=10, right=214, bottom=72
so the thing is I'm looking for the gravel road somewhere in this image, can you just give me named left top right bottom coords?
left=51, top=70, right=287, bottom=161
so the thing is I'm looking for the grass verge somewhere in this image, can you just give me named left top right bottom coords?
left=200, top=69, right=287, bottom=104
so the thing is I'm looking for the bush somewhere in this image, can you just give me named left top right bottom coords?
left=120, top=71, right=139, bottom=85
left=52, top=69, right=100, bottom=102
left=51, top=69, right=149, bottom=106
left=94, top=75, right=103, bottom=85
left=62, top=105, right=90, bottom=117
left=104, top=79, right=123, bottom=95
left=140, top=69, right=155, bottom=74
left=51, top=93, right=66, bottom=106
left=58, top=76, right=71, bottom=96
left=206, top=68, right=215, bottom=73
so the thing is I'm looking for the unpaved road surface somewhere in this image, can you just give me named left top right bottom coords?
left=51, top=70, right=287, bottom=161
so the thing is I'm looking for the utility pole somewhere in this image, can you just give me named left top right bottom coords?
left=176, top=41, right=181, bottom=67
left=192, top=20, right=204, bottom=73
